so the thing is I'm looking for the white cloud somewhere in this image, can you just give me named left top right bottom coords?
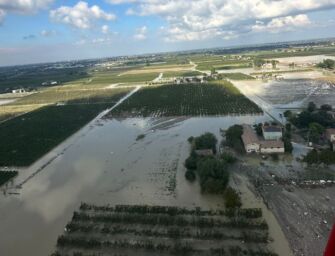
left=252, top=14, right=311, bottom=33
left=0, top=9, right=5, bottom=24
left=74, top=36, right=113, bottom=45
left=50, top=1, right=116, bottom=29
left=116, top=0, right=335, bottom=41
left=106, top=0, right=138, bottom=4
left=134, top=25, right=147, bottom=40
left=101, top=24, right=110, bottom=34
left=40, top=29, right=56, bottom=37
left=0, top=0, right=53, bottom=13
left=0, top=0, right=53, bottom=24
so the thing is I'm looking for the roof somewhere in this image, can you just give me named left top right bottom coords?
left=262, top=125, right=282, bottom=133
left=260, top=140, right=284, bottom=148
left=326, top=128, right=335, bottom=135
left=241, top=125, right=259, bottom=145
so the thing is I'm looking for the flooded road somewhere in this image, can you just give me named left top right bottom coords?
left=0, top=113, right=271, bottom=256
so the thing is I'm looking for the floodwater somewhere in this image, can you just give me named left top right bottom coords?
left=233, top=78, right=335, bottom=123
left=0, top=112, right=273, bottom=256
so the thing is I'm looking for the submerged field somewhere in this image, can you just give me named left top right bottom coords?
left=0, top=90, right=130, bottom=167
left=110, top=82, right=262, bottom=117
left=54, top=204, right=275, bottom=256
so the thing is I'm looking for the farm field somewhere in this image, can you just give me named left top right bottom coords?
left=195, top=60, right=252, bottom=71
left=162, top=70, right=203, bottom=78
left=0, top=90, right=129, bottom=167
left=220, top=73, right=255, bottom=80
left=109, top=82, right=263, bottom=117
left=9, top=87, right=132, bottom=106
left=89, top=72, right=159, bottom=85
left=54, top=204, right=275, bottom=256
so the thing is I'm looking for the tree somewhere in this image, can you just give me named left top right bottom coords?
left=271, top=60, right=278, bottom=69
left=194, top=132, right=217, bottom=153
left=185, top=170, right=196, bottom=182
left=225, top=125, right=244, bottom=153
left=253, top=58, right=266, bottom=68
left=284, top=110, right=293, bottom=119
left=283, top=138, right=293, bottom=153
left=308, top=122, right=325, bottom=143
left=253, top=123, right=263, bottom=136
left=317, top=59, right=335, bottom=69
left=197, top=158, right=229, bottom=194
left=224, top=187, right=242, bottom=208
left=307, top=101, right=317, bottom=112
left=320, top=104, right=332, bottom=112
left=184, top=151, right=197, bottom=170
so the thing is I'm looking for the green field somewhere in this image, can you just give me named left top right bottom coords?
left=0, top=91, right=129, bottom=167
left=89, top=72, right=159, bottom=85
left=110, top=82, right=262, bottom=117
left=196, top=61, right=252, bottom=71
left=9, top=87, right=131, bottom=106
left=220, top=73, right=255, bottom=80
left=163, top=70, right=203, bottom=78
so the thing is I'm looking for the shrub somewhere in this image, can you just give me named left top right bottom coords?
left=197, top=158, right=229, bottom=194
left=224, top=187, right=242, bottom=208
left=185, top=170, right=196, bottom=182
left=220, top=152, right=236, bottom=164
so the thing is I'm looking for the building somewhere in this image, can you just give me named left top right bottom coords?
left=241, top=125, right=260, bottom=153
left=12, top=88, right=25, bottom=94
left=262, top=125, right=282, bottom=140
left=325, top=128, right=335, bottom=142
left=260, top=140, right=285, bottom=154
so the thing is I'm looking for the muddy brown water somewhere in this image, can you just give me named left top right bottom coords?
left=0, top=113, right=286, bottom=256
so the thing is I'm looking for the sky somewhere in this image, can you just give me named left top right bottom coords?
left=0, top=0, right=335, bottom=66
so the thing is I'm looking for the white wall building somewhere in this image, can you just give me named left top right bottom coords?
left=325, top=128, right=335, bottom=142
left=260, top=140, right=285, bottom=154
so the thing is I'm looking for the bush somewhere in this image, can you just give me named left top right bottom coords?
left=194, top=132, right=217, bottom=153
left=225, top=125, right=244, bottom=153
left=185, top=170, right=196, bottom=182
left=220, top=152, right=236, bottom=164
left=224, top=187, right=242, bottom=208
left=197, top=158, right=229, bottom=194
left=270, top=154, right=279, bottom=161
left=184, top=151, right=198, bottom=170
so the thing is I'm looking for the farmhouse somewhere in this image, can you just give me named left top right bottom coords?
left=12, top=88, right=25, bottom=94
left=325, top=128, right=335, bottom=142
left=260, top=140, right=285, bottom=154
left=262, top=125, right=282, bottom=140
left=241, top=124, right=260, bottom=153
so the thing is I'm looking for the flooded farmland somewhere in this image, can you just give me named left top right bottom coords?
left=0, top=113, right=274, bottom=256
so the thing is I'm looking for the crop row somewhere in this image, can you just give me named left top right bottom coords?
left=71, top=212, right=268, bottom=230
left=65, top=222, right=268, bottom=242
left=79, top=203, right=262, bottom=218
left=55, top=236, right=276, bottom=256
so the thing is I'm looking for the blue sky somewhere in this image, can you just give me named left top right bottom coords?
left=0, top=0, right=335, bottom=66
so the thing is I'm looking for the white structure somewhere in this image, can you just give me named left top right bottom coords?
left=260, top=140, right=285, bottom=154
left=12, top=88, right=25, bottom=94
left=242, top=124, right=285, bottom=154
left=241, top=125, right=260, bottom=153
left=262, top=125, right=282, bottom=140
left=325, top=128, right=335, bottom=142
